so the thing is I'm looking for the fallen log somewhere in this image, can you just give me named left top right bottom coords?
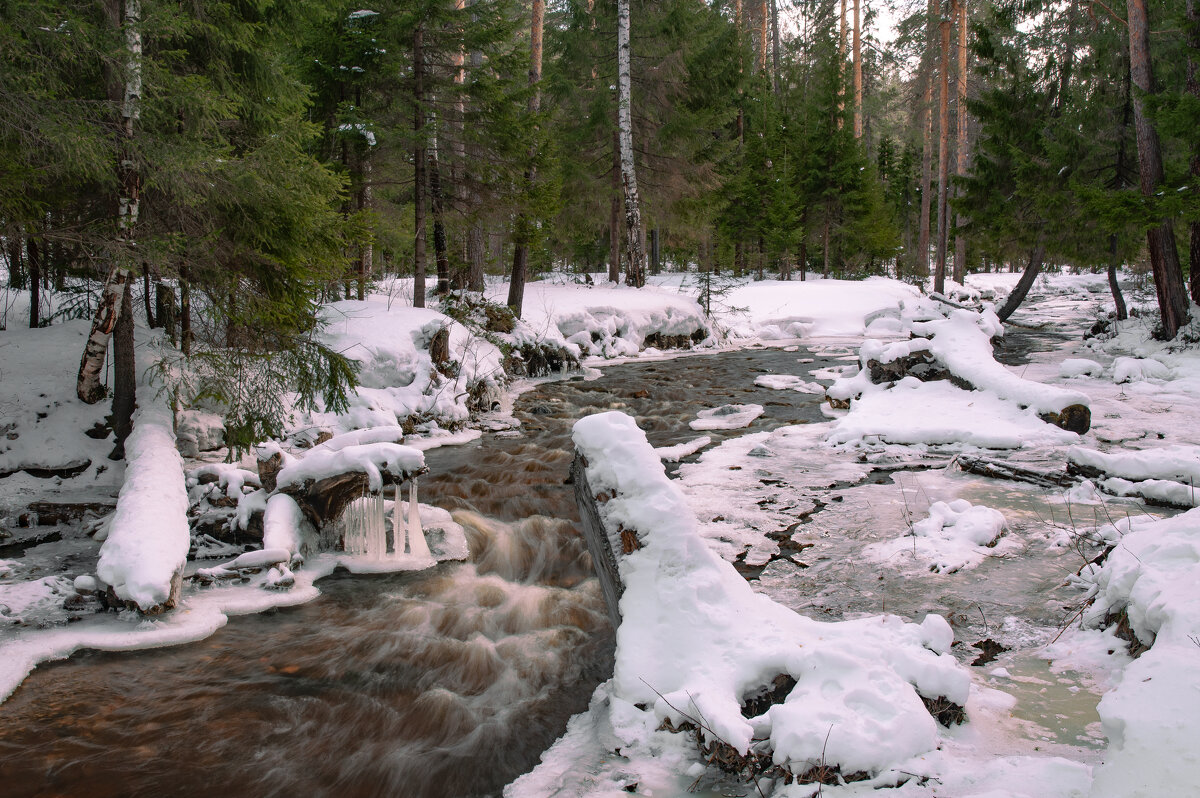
left=570, top=452, right=624, bottom=628
left=955, top=454, right=1075, bottom=489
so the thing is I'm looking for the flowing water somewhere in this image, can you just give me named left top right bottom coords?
left=0, top=345, right=845, bottom=798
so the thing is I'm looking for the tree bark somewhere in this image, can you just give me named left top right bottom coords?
left=507, top=0, right=544, bottom=317
left=110, top=279, right=136, bottom=460
left=27, top=235, right=40, bottom=329
left=916, top=0, right=935, bottom=279
left=78, top=0, right=141, bottom=404
left=996, top=240, right=1045, bottom=322
left=1108, top=235, right=1129, bottom=321
left=853, top=0, right=863, bottom=138
left=617, top=0, right=646, bottom=287
left=429, top=125, right=451, bottom=296
left=1188, top=0, right=1200, bottom=304
left=1127, top=0, right=1189, bottom=338
left=770, top=0, right=781, bottom=94
left=413, top=25, right=427, bottom=309
left=358, top=151, right=373, bottom=301
left=838, top=0, right=847, bottom=125
left=934, top=1, right=951, bottom=294
left=952, top=0, right=968, bottom=284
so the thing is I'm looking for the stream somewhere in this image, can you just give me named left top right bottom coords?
left=0, top=337, right=1111, bottom=795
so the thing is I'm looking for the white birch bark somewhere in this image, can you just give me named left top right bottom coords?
left=78, top=0, right=142, bottom=404
left=617, top=0, right=646, bottom=288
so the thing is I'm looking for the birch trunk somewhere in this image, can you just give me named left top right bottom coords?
left=78, top=0, right=141, bottom=404
left=1127, top=0, right=1189, bottom=338
left=617, top=0, right=646, bottom=287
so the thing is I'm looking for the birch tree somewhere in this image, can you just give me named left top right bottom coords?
left=617, top=0, right=646, bottom=287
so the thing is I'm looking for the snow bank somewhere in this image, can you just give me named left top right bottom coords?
left=95, top=405, right=191, bottom=611
left=829, top=378, right=1079, bottom=449
left=1069, top=446, right=1200, bottom=508
left=866, top=499, right=1015, bottom=573
left=301, top=299, right=505, bottom=436
left=1112, top=356, right=1170, bottom=384
left=487, top=279, right=709, bottom=359
left=722, top=278, right=924, bottom=339
left=1080, top=508, right=1200, bottom=797
left=535, top=411, right=969, bottom=789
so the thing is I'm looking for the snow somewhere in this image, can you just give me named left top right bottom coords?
left=653, top=435, right=711, bottom=462
left=1060, top=358, right=1104, bottom=379
left=754, top=373, right=826, bottom=393
left=720, top=278, right=924, bottom=339
left=830, top=377, right=1079, bottom=449
left=1111, top=356, right=1170, bottom=383
left=95, top=405, right=191, bottom=610
left=865, top=499, right=1016, bottom=574
left=274, top=440, right=425, bottom=492
left=1070, top=445, right=1200, bottom=507
left=526, top=411, right=970, bottom=790
left=689, top=403, right=764, bottom=430
left=1079, top=508, right=1200, bottom=797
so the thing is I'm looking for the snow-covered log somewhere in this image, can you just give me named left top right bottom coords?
left=273, top=441, right=427, bottom=529
left=566, top=411, right=969, bottom=783
left=1068, top=445, right=1200, bottom=508
left=95, top=405, right=190, bottom=613
left=831, top=309, right=1091, bottom=433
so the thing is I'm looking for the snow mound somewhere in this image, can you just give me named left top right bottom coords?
left=653, top=436, right=711, bottom=462
left=1112, top=356, right=1170, bottom=384
left=96, top=405, right=191, bottom=611
left=866, top=499, right=1014, bottom=573
left=535, top=411, right=969, bottom=789
left=753, top=374, right=826, bottom=394
left=723, top=278, right=924, bottom=338
left=275, top=441, right=425, bottom=493
left=689, top=403, right=764, bottom=431
left=1069, top=446, right=1200, bottom=508
left=1080, top=508, right=1200, bottom=797
left=1059, top=358, right=1103, bottom=378
left=829, top=378, right=1079, bottom=449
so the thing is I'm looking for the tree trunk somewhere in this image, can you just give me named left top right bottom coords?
left=934, top=1, right=951, bottom=294
left=996, top=240, right=1045, bottom=322
left=180, top=271, right=192, bottom=356
left=142, top=264, right=156, bottom=327
left=952, top=0, right=968, bottom=284
left=413, top=25, right=427, bottom=309
left=27, top=235, right=40, bottom=329
left=429, top=127, right=451, bottom=296
left=853, top=0, right=863, bottom=138
left=507, top=0, right=544, bottom=317
left=617, top=0, right=646, bottom=287
left=609, top=131, right=620, bottom=283
left=1108, top=235, right=1128, bottom=321
left=78, top=0, right=141, bottom=404
left=917, top=0, right=935, bottom=279
left=110, top=279, right=136, bottom=460
left=358, top=153, right=373, bottom=300
left=770, top=0, right=781, bottom=94
left=838, top=0, right=847, bottom=125
left=1188, top=0, right=1200, bottom=304
left=1127, top=0, right=1189, bottom=338
left=650, top=228, right=660, bottom=274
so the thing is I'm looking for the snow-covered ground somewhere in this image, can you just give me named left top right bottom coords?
left=4, top=268, right=1200, bottom=795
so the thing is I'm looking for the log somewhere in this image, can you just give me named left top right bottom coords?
left=955, top=454, right=1075, bottom=489
left=570, top=452, right=624, bottom=628
left=278, top=466, right=427, bottom=531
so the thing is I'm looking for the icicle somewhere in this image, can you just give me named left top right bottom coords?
left=406, top=479, right=431, bottom=558
left=392, top=484, right=402, bottom=557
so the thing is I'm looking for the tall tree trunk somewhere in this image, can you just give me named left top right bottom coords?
left=996, top=239, right=1045, bottom=321
left=429, top=120, right=451, bottom=296
left=507, top=0, right=544, bottom=317
left=1188, top=0, right=1200, bottom=304
left=916, top=0, right=935, bottom=279
left=650, top=228, right=660, bottom=274
left=142, top=264, right=156, bottom=327
left=838, top=0, right=847, bottom=126
left=1106, top=55, right=1134, bottom=320
left=617, top=0, right=646, bottom=287
left=413, top=25, right=428, bottom=309
left=358, top=152, right=373, bottom=300
left=27, top=235, right=40, bottom=329
left=934, top=1, right=952, bottom=294
left=78, top=0, right=141, bottom=404
left=952, top=0, right=968, bottom=284
left=853, top=0, right=863, bottom=138
left=770, top=0, right=781, bottom=94
left=759, top=0, right=769, bottom=73
left=110, top=279, right=136, bottom=460
left=1128, top=0, right=1188, bottom=338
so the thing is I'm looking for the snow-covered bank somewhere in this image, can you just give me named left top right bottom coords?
left=1076, top=508, right=1200, bottom=797
left=510, top=412, right=969, bottom=794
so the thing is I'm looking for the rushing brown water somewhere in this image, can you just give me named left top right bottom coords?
left=0, top=345, right=839, bottom=798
